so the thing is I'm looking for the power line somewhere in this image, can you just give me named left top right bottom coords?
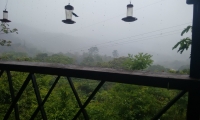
left=135, top=0, right=165, bottom=11
left=98, top=31, right=181, bottom=50
left=97, top=29, right=182, bottom=48
left=71, top=22, right=191, bottom=52
left=93, top=23, right=189, bottom=46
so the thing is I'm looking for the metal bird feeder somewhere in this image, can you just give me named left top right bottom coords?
left=122, top=3, right=137, bottom=22
left=0, top=10, right=11, bottom=23
left=62, top=4, right=78, bottom=24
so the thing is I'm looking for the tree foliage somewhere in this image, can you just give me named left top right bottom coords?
left=0, top=23, right=18, bottom=46
left=108, top=57, right=127, bottom=69
left=173, top=25, right=192, bottom=54
left=112, top=50, right=119, bottom=58
left=124, top=53, right=153, bottom=70
left=88, top=47, right=99, bottom=55
left=172, top=37, right=191, bottom=54
left=146, top=65, right=169, bottom=72
left=181, top=25, right=192, bottom=36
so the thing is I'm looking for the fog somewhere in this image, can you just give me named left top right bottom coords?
left=0, top=0, right=192, bottom=66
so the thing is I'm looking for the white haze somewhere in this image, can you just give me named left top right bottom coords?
left=0, top=0, right=192, bottom=65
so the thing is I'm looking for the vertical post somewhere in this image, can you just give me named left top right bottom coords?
left=190, top=2, right=200, bottom=78
left=187, top=1, right=200, bottom=120
left=187, top=90, right=200, bottom=120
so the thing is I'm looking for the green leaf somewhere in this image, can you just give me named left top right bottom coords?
left=181, top=26, right=192, bottom=36
left=172, top=37, right=191, bottom=54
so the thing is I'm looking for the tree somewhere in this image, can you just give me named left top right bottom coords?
left=108, top=57, right=127, bottom=69
left=0, top=23, right=18, bottom=46
left=35, top=53, right=48, bottom=61
left=0, top=52, right=30, bottom=61
left=124, top=53, right=153, bottom=70
left=112, top=50, right=119, bottom=58
left=35, top=53, right=74, bottom=64
left=173, top=26, right=192, bottom=54
left=88, top=47, right=99, bottom=55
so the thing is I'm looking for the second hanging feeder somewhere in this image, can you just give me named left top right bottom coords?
left=122, top=3, right=137, bottom=22
left=0, top=10, right=11, bottom=23
left=62, top=4, right=78, bottom=24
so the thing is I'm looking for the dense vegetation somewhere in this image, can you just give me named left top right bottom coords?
left=0, top=49, right=189, bottom=120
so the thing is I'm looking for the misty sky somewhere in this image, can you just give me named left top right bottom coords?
left=0, top=0, right=193, bottom=62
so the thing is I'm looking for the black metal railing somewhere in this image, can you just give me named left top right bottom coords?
left=0, top=61, right=200, bottom=120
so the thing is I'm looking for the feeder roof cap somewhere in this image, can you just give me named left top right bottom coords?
left=122, top=16, right=137, bottom=22
left=0, top=19, right=11, bottom=22
left=65, top=4, right=74, bottom=10
left=3, top=10, right=8, bottom=13
left=127, top=4, right=133, bottom=7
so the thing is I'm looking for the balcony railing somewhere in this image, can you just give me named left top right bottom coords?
left=0, top=61, right=200, bottom=120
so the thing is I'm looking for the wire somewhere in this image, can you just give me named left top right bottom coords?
left=77, top=31, right=181, bottom=53
left=5, top=0, right=9, bottom=10
left=99, top=30, right=181, bottom=49
left=136, top=0, right=165, bottom=11
left=73, top=30, right=181, bottom=52
left=98, top=29, right=182, bottom=47
left=71, top=22, right=191, bottom=52
left=97, top=31, right=181, bottom=50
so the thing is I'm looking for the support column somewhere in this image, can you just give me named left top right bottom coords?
left=190, top=2, right=200, bottom=78
left=187, top=90, right=200, bottom=120
left=187, top=1, right=200, bottom=120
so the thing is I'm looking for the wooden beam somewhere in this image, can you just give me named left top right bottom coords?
left=0, top=61, right=200, bottom=90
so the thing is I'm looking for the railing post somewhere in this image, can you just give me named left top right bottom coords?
left=190, top=1, right=200, bottom=78
left=187, top=1, right=200, bottom=119
left=187, top=90, right=200, bottom=120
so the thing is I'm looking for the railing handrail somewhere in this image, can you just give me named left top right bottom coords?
left=0, top=61, right=199, bottom=90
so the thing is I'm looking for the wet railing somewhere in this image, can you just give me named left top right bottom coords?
left=0, top=61, right=200, bottom=120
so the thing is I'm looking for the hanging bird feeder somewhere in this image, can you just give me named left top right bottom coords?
left=122, top=3, right=137, bottom=22
left=0, top=10, right=11, bottom=23
left=62, top=4, right=78, bottom=24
